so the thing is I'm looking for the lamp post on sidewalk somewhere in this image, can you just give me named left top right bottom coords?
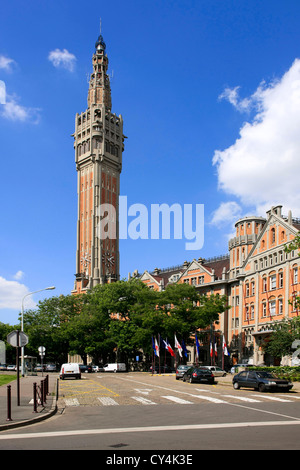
left=21, top=286, right=56, bottom=376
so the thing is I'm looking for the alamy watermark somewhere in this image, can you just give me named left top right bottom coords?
left=96, top=196, right=204, bottom=250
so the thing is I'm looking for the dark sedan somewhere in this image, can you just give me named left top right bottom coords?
left=79, top=364, right=93, bottom=373
left=182, top=367, right=215, bottom=384
left=233, top=370, right=293, bottom=392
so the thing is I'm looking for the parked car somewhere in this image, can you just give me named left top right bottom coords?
left=0, top=364, right=7, bottom=371
left=203, top=366, right=227, bottom=377
left=79, top=364, right=93, bottom=373
left=233, top=370, right=293, bottom=392
left=6, top=364, right=17, bottom=371
left=46, top=364, right=57, bottom=372
left=60, top=363, right=81, bottom=380
left=176, top=365, right=190, bottom=380
left=35, top=364, right=47, bottom=372
left=103, top=363, right=126, bottom=373
left=182, top=367, right=215, bottom=384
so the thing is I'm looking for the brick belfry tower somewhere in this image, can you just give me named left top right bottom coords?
left=72, top=33, right=125, bottom=294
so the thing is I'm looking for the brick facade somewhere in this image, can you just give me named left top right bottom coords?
left=141, top=205, right=300, bottom=366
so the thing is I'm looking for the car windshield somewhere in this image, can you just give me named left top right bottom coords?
left=256, top=372, right=275, bottom=378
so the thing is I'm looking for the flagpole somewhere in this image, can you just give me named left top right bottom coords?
left=174, top=333, right=177, bottom=371
left=158, top=334, right=161, bottom=375
left=222, top=335, right=224, bottom=370
left=151, top=336, right=154, bottom=376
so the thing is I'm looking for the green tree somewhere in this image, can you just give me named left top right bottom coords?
left=22, top=294, right=84, bottom=364
left=262, top=318, right=300, bottom=359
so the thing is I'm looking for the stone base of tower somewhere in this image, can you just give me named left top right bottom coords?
left=71, top=272, right=119, bottom=295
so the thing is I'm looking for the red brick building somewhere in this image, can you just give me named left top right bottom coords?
left=141, top=205, right=300, bottom=367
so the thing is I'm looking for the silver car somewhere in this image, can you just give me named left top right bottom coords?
left=175, top=365, right=190, bottom=380
left=203, top=366, right=227, bottom=377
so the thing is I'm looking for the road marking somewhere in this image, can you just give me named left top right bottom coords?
left=252, top=395, right=292, bottom=402
left=1, top=420, right=300, bottom=440
left=97, top=397, right=119, bottom=406
left=277, top=394, right=300, bottom=399
left=132, top=396, right=156, bottom=405
left=223, top=395, right=261, bottom=403
left=190, top=394, right=228, bottom=404
left=162, top=395, right=193, bottom=404
left=64, top=398, right=80, bottom=406
left=133, top=388, right=153, bottom=395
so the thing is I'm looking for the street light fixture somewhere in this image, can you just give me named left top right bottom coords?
left=21, top=286, right=56, bottom=376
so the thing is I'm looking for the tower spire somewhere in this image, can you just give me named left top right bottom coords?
left=88, top=31, right=111, bottom=111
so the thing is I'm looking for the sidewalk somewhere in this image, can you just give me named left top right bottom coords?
left=0, top=373, right=58, bottom=431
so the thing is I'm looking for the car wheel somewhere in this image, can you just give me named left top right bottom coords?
left=258, top=383, right=266, bottom=392
left=233, top=382, right=240, bottom=389
left=222, top=373, right=227, bottom=377
left=189, top=377, right=193, bottom=384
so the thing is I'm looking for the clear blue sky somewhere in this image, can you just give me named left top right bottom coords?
left=1, top=0, right=300, bottom=325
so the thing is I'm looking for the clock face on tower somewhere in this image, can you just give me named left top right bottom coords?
left=102, top=251, right=115, bottom=268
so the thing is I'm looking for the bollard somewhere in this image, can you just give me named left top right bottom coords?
left=41, top=379, right=47, bottom=404
left=40, top=380, right=44, bottom=407
left=45, top=374, right=49, bottom=395
left=33, top=382, right=37, bottom=413
left=6, top=385, right=12, bottom=421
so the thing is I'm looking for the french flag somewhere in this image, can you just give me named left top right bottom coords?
left=163, top=339, right=175, bottom=357
left=223, top=336, right=230, bottom=356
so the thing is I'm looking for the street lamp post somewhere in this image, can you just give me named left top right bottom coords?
left=21, top=286, right=55, bottom=376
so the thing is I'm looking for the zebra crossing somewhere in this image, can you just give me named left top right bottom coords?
left=62, top=390, right=299, bottom=407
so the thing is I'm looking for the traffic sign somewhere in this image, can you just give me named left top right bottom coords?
left=38, top=346, right=46, bottom=356
left=7, top=330, right=28, bottom=348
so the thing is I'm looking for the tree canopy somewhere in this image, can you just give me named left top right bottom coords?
left=0, top=279, right=229, bottom=366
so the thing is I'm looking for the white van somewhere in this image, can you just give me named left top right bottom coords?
left=60, top=363, right=81, bottom=380
left=102, top=363, right=126, bottom=373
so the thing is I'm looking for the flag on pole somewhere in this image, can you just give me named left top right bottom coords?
left=174, top=334, right=183, bottom=357
left=222, top=336, right=230, bottom=356
left=214, top=339, right=218, bottom=357
left=195, top=333, right=200, bottom=359
left=160, top=335, right=166, bottom=350
left=155, top=337, right=160, bottom=357
left=163, top=339, right=175, bottom=357
left=181, top=339, right=188, bottom=358
left=152, top=336, right=158, bottom=357
left=210, top=341, right=213, bottom=357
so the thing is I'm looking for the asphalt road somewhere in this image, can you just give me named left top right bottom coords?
left=0, top=372, right=299, bottom=451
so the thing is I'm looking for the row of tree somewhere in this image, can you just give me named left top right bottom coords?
left=0, top=280, right=228, bottom=366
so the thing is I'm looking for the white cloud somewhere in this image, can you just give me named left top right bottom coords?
left=0, top=276, right=35, bottom=310
left=213, top=59, right=300, bottom=217
left=210, top=201, right=242, bottom=227
left=48, top=48, right=77, bottom=72
left=13, top=271, right=24, bottom=281
left=1, top=94, right=41, bottom=124
left=219, top=86, right=253, bottom=113
left=0, top=55, right=16, bottom=72
left=0, top=80, right=6, bottom=104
